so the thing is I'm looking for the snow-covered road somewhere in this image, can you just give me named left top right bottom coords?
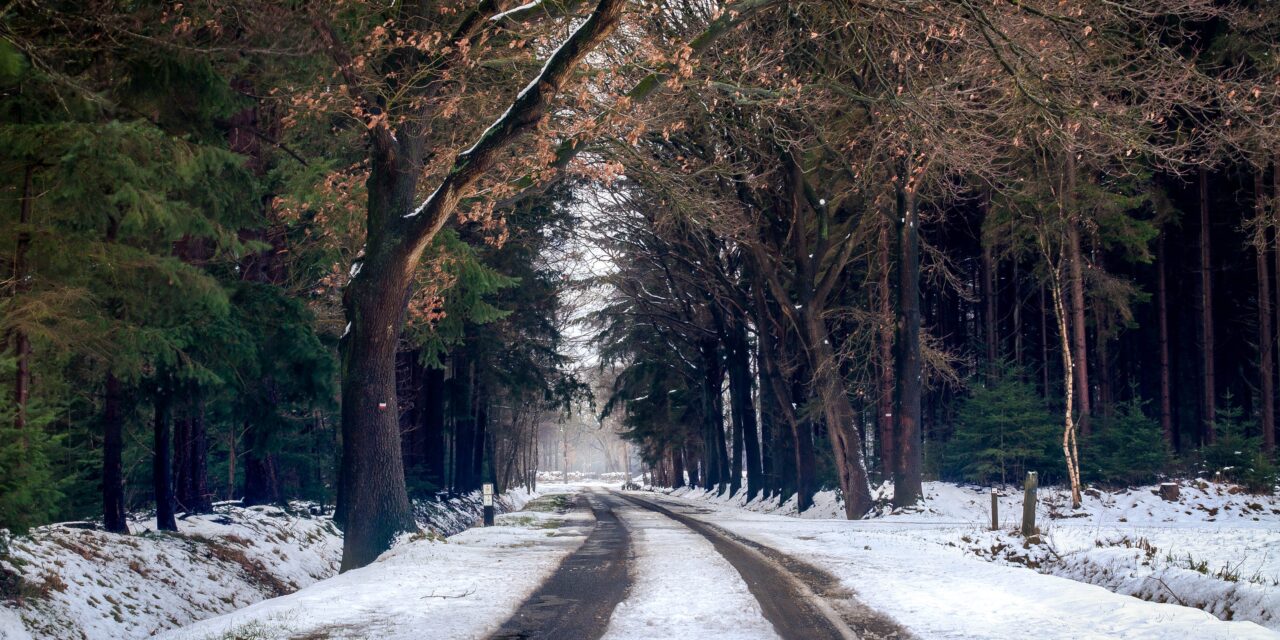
left=601, top=494, right=779, bottom=639
left=159, top=484, right=1280, bottom=639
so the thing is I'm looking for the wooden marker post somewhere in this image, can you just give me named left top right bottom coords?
left=483, top=483, right=495, bottom=527
left=991, top=488, right=999, bottom=531
left=1021, top=471, right=1038, bottom=540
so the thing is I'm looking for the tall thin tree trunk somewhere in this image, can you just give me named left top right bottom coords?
left=1047, top=261, right=1083, bottom=509
left=1013, top=260, right=1023, bottom=367
left=452, top=352, right=476, bottom=493
left=802, top=311, right=875, bottom=518
left=1257, top=168, right=1275, bottom=454
left=724, top=317, right=761, bottom=499
left=153, top=385, right=177, bottom=531
left=472, top=397, right=488, bottom=491
left=982, top=224, right=998, bottom=368
left=102, top=373, right=128, bottom=533
left=174, top=395, right=211, bottom=514
left=893, top=171, right=924, bottom=508
left=1157, top=232, right=1175, bottom=450
left=422, top=365, right=446, bottom=491
left=753, top=284, right=813, bottom=509
left=1040, top=285, right=1051, bottom=397
left=877, top=214, right=896, bottom=482
left=1274, top=158, right=1280, bottom=453
left=1065, top=157, right=1091, bottom=437
left=671, top=445, right=685, bottom=489
left=699, top=337, right=730, bottom=494
left=1198, top=168, right=1216, bottom=443
left=12, top=165, right=34, bottom=436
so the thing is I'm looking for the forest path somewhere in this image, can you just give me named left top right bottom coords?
left=489, top=491, right=632, bottom=640
left=491, top=488, right=905, bottom=640
left=616, top=492, right=909, bottom=640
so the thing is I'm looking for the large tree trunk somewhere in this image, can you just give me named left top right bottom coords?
left=1257, top=168, right=1275, bottom=454
left=1156, top=232, right=1175, bottom=450
left=751, top=266, right=813, bottom=509
left=331, top=0, right=626, bottom=570
left=1198, top=168, right=1216, bottom=443
left=102, top=373, right=128, bottom=533
left=802, top=311, right=874, bottom=518
left=153, top=385, right=177, bottom=531
left=337, top=255, right=417, bottom=569
left=893, top=174, right=923, bottom=508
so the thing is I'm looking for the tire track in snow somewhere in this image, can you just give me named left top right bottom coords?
left=601, top=495, right=780, bottom=640
left=618, top=492, right=911, bottom=640
left=490, top=491, right=631, bottom=640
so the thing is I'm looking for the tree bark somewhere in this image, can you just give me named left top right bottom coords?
left=1198, top=167, right=1216, bottom=443
left=102, top=373, right=128, bottom=533
left=153, top=385, right=177, bottom=531
left=1156, top=232, right=1174, bottom=450
left=893, top=168, right=923, bottom=508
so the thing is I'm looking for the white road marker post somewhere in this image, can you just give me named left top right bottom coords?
left=482, top=483, right=495, bottom=527
left=1021, top=471, right=1038, bottom=541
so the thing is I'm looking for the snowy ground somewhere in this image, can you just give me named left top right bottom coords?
left=656, top=479, right=1280, bottom=636
left=601, top=501, right=778, bottom=639
left=163, top=488, right=576, bottom=640
left=0, top=490, right=535, bottom=640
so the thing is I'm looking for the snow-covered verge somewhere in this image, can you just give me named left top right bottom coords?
left=0, top=503, right=341, bottom=640
left=0, top=489, right=540, bottom=640
left=161, top=490, right=586, bottom=640
left=656, top=479, right=1280, bottom=633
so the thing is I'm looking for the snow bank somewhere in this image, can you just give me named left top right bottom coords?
left=0, top=488, right=541, bottom=640
left=0, top=503, right=341, bottom=640
left=655, top=479, right=1280, bottom=631
left=163, top=490, right=585, bottom=640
